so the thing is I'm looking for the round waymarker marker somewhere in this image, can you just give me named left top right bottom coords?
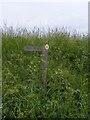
left=45, top=44, right=49, bottom=50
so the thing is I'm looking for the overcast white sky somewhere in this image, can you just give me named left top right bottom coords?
left=0, top=0, right=89, bottom=34
left=0, top=0, right=89, bottom=2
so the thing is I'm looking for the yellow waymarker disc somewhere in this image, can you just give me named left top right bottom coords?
left=45, top=44, right=49, bottom=50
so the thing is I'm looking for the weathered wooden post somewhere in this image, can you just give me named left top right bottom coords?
left=42, top=44, right=49, bottom=94
left=24, top=43, right=49, bottom=93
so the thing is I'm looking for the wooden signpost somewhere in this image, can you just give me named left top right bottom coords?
left=24, top=43, right=49, bottom=93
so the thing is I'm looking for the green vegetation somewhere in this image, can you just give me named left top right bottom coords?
left=1, top=27, right=88, bottom=119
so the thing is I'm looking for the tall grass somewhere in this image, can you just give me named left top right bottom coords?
left=1, top=26, right=88, bottom=119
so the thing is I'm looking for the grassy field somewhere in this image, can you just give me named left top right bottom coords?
left=1, top=27, right=88, bottom=119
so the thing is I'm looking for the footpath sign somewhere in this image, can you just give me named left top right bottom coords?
left=24, top=43, right=49, bottom=93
